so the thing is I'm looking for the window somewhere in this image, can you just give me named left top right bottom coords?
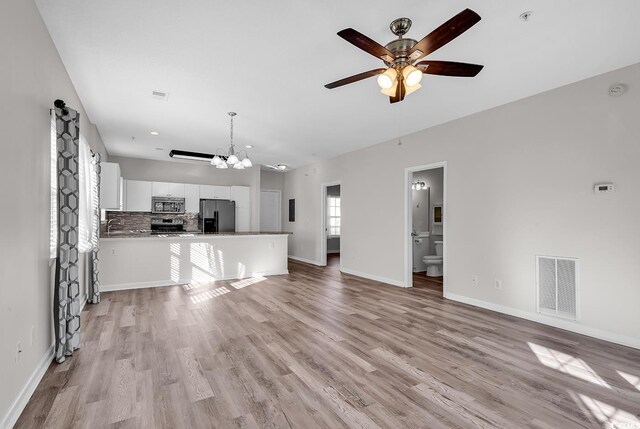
left=328, top=196, right=341, bottom=237
left=50, top=110, right=57, bottom=260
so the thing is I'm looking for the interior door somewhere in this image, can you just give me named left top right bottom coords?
left=260, top=190, right=281, bottom=232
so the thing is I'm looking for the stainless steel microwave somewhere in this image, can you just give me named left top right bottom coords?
left=151, top=197, right=185, bottom=214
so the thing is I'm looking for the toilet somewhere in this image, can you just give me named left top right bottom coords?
left=423, top=241, right=443, bottom=277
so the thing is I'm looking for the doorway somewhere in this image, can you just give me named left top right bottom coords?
left=320, top=181, right=341, bottom=268
left=260, top=190, right=281, bottom=232
left=404, top=162, right=447, bottom=292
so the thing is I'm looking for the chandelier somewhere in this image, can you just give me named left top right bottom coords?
left=210, top=112, right=252, bottom=170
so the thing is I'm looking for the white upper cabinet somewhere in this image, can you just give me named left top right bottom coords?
left=184, top=184, right=200, bottom=213
left=230, top=186, right=251, bottom=208
left=152, top=181, right=185, bottom=198
left=199, top=185, right=231, bottom=200
left=124, top=180, right=152, bottom=212
left=100, top=162, right=121, bottom=210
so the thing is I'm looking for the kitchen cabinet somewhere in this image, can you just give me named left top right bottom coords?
left=152, top=181, right=185, bottom=198
left=199, top=185, right=230, bottom=200
left=100, top=162, right=121, bottom=210
left=124, top=180, right=152, bottom=212
left=235, top=207, right=251, bottom=232
left=231, top=186, right=251, bottom=231
left=184, top=184, right=200, bottom=213
left=230, top=186, right=250, bottom=208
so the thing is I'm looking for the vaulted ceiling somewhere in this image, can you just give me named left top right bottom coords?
left=36, top=0, right=640, bottom=168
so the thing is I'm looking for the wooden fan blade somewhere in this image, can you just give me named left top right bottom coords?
left=324, top=68, right=386, bottom=89
left=337, top=28, right=395, bottom=62
left=408, top=9, right=481, bottom=61
left=390, top=80, right=406, bottom=104
left=416, top=61, right=484, bottom=77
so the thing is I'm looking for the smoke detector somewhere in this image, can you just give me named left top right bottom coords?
left=609, top=84, right=627, bottom=97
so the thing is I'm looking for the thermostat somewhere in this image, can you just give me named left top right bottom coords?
left=594, top=183, right=615, bottom=194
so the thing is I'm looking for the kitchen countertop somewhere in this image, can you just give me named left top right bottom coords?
left=100, top=230, right=291, bottom=240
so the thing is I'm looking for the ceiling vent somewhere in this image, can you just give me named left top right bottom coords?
left=152, top=90, right=169, bottom=101
left=536, top=255, right=578, bottom=320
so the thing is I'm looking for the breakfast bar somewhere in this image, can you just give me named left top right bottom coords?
left=99, top=232, right=289, bottom=291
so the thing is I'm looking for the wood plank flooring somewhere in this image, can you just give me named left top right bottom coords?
left=15, top=255, right=640, bottom=428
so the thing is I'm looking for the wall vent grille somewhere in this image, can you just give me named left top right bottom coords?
left=536, top=255, right=578, bottom=320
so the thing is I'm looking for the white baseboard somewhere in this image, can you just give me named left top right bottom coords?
left=288, top=255, right=323, bottom=266
left=1, top=343, right=54, bottom=429
left=340, top=267, right=407, bottom=288
left=102, top=270, right=289, bottom=292
left=444, top=292, right=640, bottom=350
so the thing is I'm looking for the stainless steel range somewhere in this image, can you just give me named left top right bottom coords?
left=150, top=218, right=185, bottom=233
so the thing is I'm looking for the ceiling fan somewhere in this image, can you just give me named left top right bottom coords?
left=325, top=9, right=484, bottom=103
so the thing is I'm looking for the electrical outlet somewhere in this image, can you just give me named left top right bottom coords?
left=269, top=242, right=275, bottom=249
left=471, top=275, right=479, bottom=287
left=111, top=249, right=117, bottom=256
left=494, top=279, right=502, bottom=290
left=15, top=341, right=22, bottom=363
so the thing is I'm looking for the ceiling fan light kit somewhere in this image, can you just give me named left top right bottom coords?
left=325, top=8, right=484, bottom=103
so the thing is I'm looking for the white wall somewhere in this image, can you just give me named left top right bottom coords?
left=0, top=0, right=108, bottom=425
left=110, top=156, right=261, bottom=230
left=260, top=169, right=284, bottom=191
left=283, top=62, right=640, bottom=346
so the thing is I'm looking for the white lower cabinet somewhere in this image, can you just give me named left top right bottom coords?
left=124, top=180, right=152, bottom=211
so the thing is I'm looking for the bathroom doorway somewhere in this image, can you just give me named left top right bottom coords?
left=404, top=162, right=447, bottom=292
left=320, top=181, right=341, bottom=269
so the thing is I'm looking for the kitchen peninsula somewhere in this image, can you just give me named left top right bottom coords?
left=99, top=231, right=289, bottom=291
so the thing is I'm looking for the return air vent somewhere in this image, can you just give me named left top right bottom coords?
left=536, top=255, right=578, bottom=320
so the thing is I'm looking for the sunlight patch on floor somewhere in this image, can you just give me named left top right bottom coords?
left=578, top=393, right=640, bottom=429
left=617, top=370, right=640, bottom=392
left=190, top=286, right=230, bottom=303
left=231, top=276, right=266, bottom=289
left=528, top=342, right=611, bottom=388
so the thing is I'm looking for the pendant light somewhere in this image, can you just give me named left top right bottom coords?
left=210, top=112, right=253, bottom=170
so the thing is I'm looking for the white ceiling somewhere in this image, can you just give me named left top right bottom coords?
left=36, top=0, right=640, bottom=169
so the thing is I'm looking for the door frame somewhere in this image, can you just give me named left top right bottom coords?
left=320, top=180, right=342, bottom=267
left=404, top=161, right=447, bottom=289
left=260, top=189, right=282, bottom=232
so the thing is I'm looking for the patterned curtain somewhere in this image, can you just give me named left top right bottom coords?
left=87, top=153, right=101, bottom=304
left=53, top=106, right=81, bottom=363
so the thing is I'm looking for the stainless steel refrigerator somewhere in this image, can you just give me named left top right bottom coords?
left=198, top=199, right=236, bottom=233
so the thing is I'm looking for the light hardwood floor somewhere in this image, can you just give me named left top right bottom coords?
left=15, top=255, right=640, bottom=428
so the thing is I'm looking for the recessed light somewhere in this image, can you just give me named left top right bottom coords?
left=155, top=147, right=164, bottom=151
left=150, top=131, right=159, bottom=136
left=245, top=145, right=254, bottom=148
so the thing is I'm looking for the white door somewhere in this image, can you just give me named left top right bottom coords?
left=260, top=190, right=281, bottom=232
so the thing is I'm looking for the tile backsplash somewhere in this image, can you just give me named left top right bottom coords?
left=104, top=211, right=199, bottom=232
